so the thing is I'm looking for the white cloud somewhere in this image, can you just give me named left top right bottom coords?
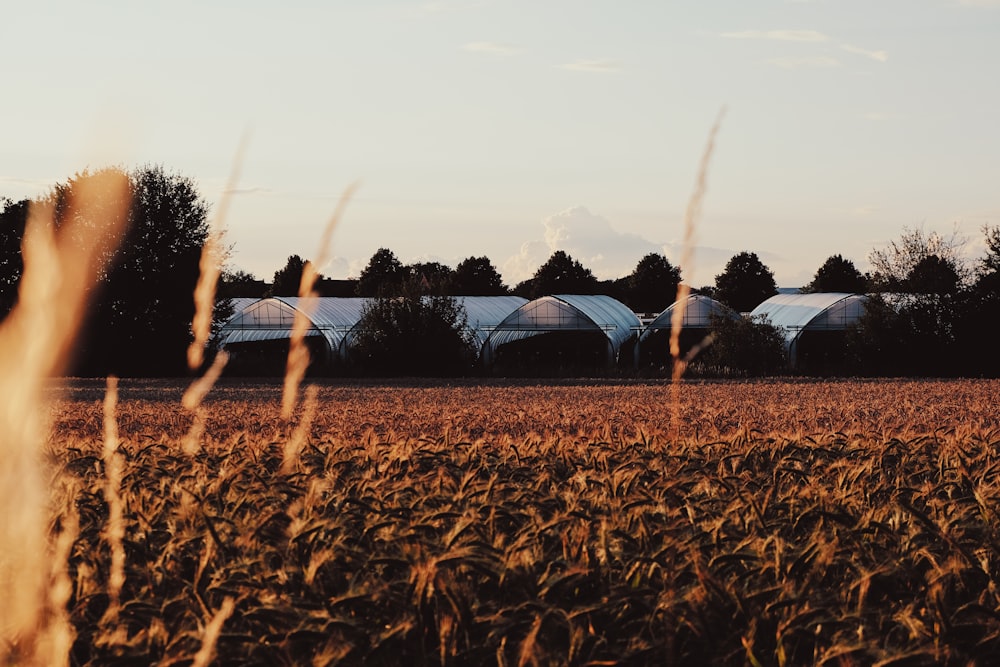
left=501, top=206, right=660, bottom=282
left=861, top=112, right=898, bottom=121
left=841, top=43, right=888, bottom=62
left=558, top=59, right=621, bottom=73
left=767, top=56, right=840, bottom=69
left=720, top=30, right=830, bottom=42
left=954, top=0, right=1000, bottom=6
left=462, top=41, right=522, bottom=56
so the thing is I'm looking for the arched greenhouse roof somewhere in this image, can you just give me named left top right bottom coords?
left=640, top=295, right=737, bottom=341
left=218, top=297, right=370, bottom=359
left=483, top=294, right=641, bottom=359
left=457, top=296, right=529, bottom=350
left=749, top=292, right=868, bottom=351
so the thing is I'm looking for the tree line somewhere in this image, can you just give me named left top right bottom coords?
left=3, top=165, right=999, bottom=376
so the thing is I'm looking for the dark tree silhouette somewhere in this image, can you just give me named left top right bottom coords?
left=0, top=197, right=29, bottom=316
left=452, top=256, right=508, bottom=295
left=218, top=268, right=266, bottom=299
left=713, top=251, right=778, bottom=313
left=802, top=254, right=868, bottom=293
left=407, top=261, right=454, bottom=295
left=906, top=254, right=961, bottom=295
left=528, top=250, right=599, bottom=298
left=350, top=287, right=474, bottom=376
left=69, top=165, right=214, bottom=375
left=868, top=226, right=966, bottom=291
left=625, top=253, right=681, bottom=313
left=271, top=255, right=310, bottom=296
left=356, top=247, right=407, bottom=296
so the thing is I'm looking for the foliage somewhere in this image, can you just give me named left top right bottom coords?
left=356, top=247, right=408, bottom=297
left=2, top=167, right=219, bottom=375
left=625, top=252, right=681, bottom=313
left=868, top=226, right=967, bottom=291
left=451, top=255, right=508, bottom=295
left=270, top=255, right=313, bottom=296
left=217, top=267, right=266, bottom=299
left=713, top=251, right=778, bottom=313
left=0, top=197, right=29, bottom=315
left=525, top=250, right=599, bottom=299
left=906, top=254, right=961, bottom=295
left=695, top=313, right=787, bottom=376
left=407, top=261, right=454, bottom=295
left=350, top=283, right=474, bottom=376
left=802, top=254, right=868, bottom=293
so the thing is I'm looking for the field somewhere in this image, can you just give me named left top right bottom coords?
left=39, top=378, right=1000, bottom=665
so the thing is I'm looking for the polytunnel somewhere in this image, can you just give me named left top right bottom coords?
left=481, top=294, right=642, bottom=374
left=749, top=292, right=868, bottom=371
left=637, top=294, right=738, bottom=367
left=217, top=297, right=369, bottom=374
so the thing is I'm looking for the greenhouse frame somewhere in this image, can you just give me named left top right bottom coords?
left=637, top=294, right=738, bottom=366
left=482, top=294, right=642, bottom=373
left=749, top=292, right=868, bottom=370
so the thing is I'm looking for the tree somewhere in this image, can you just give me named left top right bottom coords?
left=452, top=256, right=508, bottom=295
left=407, top=261, right=454, bottom=295
left=868, top=226, right=967, bottom=292
left=529, top=250, right=599, bottom=298
left=350, top=286, right=474, bottom=376
left=906, top=254, right=961, bottom=295
left=218, top=267, right=266, bottom=299
left=802, top=254, right=868, bottom=293
left=0, top=197, right=29, bottom=316
left=356, top=248, right=407, bottom=296
left=625, top=253, right=681, bottom=313
left=271, top=255, right=310, bottom=296
left=67, top=165, right=214, bottom=375
left=694, top=313, right=787, bottom=377
left=713, top=251, right=778, bottom=313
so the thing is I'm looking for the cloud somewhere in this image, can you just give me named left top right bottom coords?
left=462, top=41, right=522, bottom=56
left=223, top=186, right=274, bottom=196
left=861, top=111, right=898, bottom=121
left=767, top=56, right=840, bottom=69
left=954, top=0, right=1000, bottom=6
left=502, top=206, right=660, bottom=283
left=720, top=29, right=830, bottom=42
left=558, top=59, right=621, bottom=73
left=841, top=43, right=888, bottom=62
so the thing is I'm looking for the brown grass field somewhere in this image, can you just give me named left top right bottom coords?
left=37, top=377, right=1000, bottom=665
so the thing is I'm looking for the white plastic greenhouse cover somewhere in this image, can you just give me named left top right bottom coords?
left=218, top=297, right=370, bottom=359
left=457, top=296, right=529, bottom=350
left=220, top=296, right=528, bottom=362
left=483, top=294, right=641, bottom=360
left=640, top=295, right=737, bottom=341
left=749, top=292, right=868, bottom=350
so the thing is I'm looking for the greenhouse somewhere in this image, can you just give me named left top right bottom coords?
left=637, top=294, right=738, bottom=367
left=749, top=292, right=868, bottom=371
left=217, top=297, right=369, bottom=374
left=482, top=295, right=642, bottom=374
left=217, top=296, right=529, bottom=374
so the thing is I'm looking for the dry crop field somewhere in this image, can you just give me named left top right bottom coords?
left=38, top=377, right=1000, bottom=665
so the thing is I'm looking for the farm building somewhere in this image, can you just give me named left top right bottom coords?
left=749, top=292, right=868, bottom=372
left=637, top=294, right=738, bottom=367
left=482, top=295, right=642, bottom=375
left=217, top=295, right=528, bottom=375
left=217, top=297, right=370, bottom=374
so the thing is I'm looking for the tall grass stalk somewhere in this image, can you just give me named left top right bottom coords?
left=187, top=137, right=248, bottom=371
left=190, top=597, right=235, bottom=667
left=281, top=183, right=357, bottom=419
left=670, top=108, right=725, bottom=438
left=0, top=171, right=129, bottom=662
left=100, top=376, right=126, bottom=623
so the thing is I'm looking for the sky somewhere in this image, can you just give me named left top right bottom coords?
left=2, top=0, right=999, bottom=289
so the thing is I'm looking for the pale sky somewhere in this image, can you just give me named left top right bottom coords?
left=3, top=0, right=998, bottom=288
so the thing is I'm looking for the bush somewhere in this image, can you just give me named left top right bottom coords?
left=350, top=289, right=475, bottom=376
left=693, top=314, right=787, bottom=377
